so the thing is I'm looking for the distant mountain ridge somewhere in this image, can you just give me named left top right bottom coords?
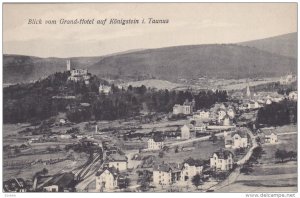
left=239, top=32, right=297, bottom=58
left=3, top=33, right=297, bottom=84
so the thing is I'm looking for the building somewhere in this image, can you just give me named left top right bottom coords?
left=3, top=178, right=28, bottom=192
left=258, top=128, right=278, bottom=144
left=106, top=154, right=128, bottom=171
left=193, top=110, right=210, bottom=120
left=221, top=114, right=233, bottom=126
left=67, top=60, right=91, bottom=84
left=147, top=136, right=164, bottom=150
left=246, top=84, right=251, bottom=98
left=153, top=163, right=183, bottom=186
left=95, top=168, right=118, bottom=191
left=217, top=110, right=226, bottom=123
left=224, top=130, right=248, bottom=149
left=227, top=108, right=235, bottom=119
left=289, top=91, right=297, bottom=101
left=99, top=84, right=112, bottom=95
left=172, top=99, right=195, bottom=115
left=42, top=173, right=75, bottom=192
left=280, top=74, right=296, bottom=85
left=181, top=158, right=204, bottom=181
left=181, top=124, right=191, bottom=139
left=210, top=150, right=234, bottom=171
left=266, top=99, right=272, bottom=105
left=193, top=121, right=207, bottom=132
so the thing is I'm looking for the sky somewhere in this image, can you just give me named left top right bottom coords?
left=3, top=3, right=297, bottom=58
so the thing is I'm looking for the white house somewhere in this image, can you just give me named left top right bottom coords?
left=172, top=99, right=195, bottom=115
left=147, top=136, right=164, bottom=150
left=193, top=122, right=207, bottom=132
left=181, top=125, right=191, bottom=139
left=218, top=110, right=226, bottom=123
left=181, top=158, right=204, bottom=182
left=173, top=104, right=191, bottom=115
left=106, top=154, right=128, bottom=171
left=95, top=168, right=118, bottom=191
left=227, top=108, right=235, bottom=119
left=99, top=84, right=112, bottom=95
left=193, top=110, right=210, bottom=120
left=222, top=115, right=233, bottom=126
left=259, top=128, right=278, bottom=144
left=210, top=150, right=234, bottom=171
left=289, top=91, right=297, bottom=101
left=153, top=163, right=183, bottom=186
left=266, top=99, right=272, bottom=105
left=224, top=130, right=248, bottom=149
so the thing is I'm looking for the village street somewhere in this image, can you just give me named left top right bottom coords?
left=166, top=131, right=225, bottom=147
left=208, top=127, right=258, bottom=191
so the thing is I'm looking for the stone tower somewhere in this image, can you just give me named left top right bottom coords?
left=66, top=59, right=71, bottom=71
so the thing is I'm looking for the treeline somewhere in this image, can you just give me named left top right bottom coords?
left=252, top=81, right=297, bottom=95
left=3, top=71, right=228, bottom=124
left=256, top=99, right=297, bottom=126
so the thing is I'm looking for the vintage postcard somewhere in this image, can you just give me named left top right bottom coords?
left=2, top=3, right=298, bottom=194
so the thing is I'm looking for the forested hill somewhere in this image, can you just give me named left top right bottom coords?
left=4, top=33, right=297, bottom=83
left=88, top=44, right=296, bottom=81
left=3, top=71, right=228, bottom=124
left=239, top=32, right=297, bottom=58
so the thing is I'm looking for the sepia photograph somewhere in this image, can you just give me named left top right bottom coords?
left=2, top=2, right=298, bottom=194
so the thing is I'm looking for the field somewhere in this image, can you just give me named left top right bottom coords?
left=216, top=125, right=297, bottom=193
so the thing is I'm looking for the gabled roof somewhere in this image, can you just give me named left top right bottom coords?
left=212, top=149, right=233, bottom=159
left=259, top=128, right=277, bottom=136
left=153, top=163, right=183, bottom=172
left=183, top=158, right=205, bottom=167
left=231, top=130, right=248, bottom=138
left=96, top=167, right=119, bottom=179
left=152, top=135, right=164, bottom=142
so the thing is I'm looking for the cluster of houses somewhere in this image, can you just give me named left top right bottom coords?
left=3, top=178, right=29, bottom=192
left=279, top=74, right=297, bottom=85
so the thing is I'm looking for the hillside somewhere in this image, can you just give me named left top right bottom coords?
left=3, top=55, right=103, bottom=83
left=3, top=35, right=297, bottom=83
left=239, top=32, right=297, bottom=58
left=88, top=44, right=296, bottom=82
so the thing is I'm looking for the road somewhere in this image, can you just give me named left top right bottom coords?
left=209, top=127, right=258, bottom=191
left=277, top=131, right=297, bottom=136
left=166, top=131, right=227, bottom=147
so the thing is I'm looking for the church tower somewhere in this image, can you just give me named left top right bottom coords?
left=246, top=84, right=251, bottom=98
left=66, top=59, right=71, bottom=71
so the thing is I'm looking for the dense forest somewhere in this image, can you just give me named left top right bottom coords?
left=256, top=100, right=297, bottom=126
left=3, top=71, right=228, bottom=124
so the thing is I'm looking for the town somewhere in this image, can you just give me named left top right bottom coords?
left=3, top=60, right=297, bottom=193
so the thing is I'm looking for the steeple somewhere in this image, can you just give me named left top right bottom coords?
left=246, top=83, right=251, bottom=98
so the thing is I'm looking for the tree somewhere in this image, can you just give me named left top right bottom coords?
left=137, top=170, right=152, bottom=192
left=41, top=168, right=49, bottom=175
left=14, top=147, right=21, bottom=155
left=158, top=151, right=164, bottom=158
left=275, top=149, right=288, bottom=162
left=192, top=174, right=203, bottom=190
left=287, top=151, right=297, bottom=160
left=174, top=146, right=179, bottom=153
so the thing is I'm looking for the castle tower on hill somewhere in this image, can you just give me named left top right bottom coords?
left=66, top=59, right=71, bottom=71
